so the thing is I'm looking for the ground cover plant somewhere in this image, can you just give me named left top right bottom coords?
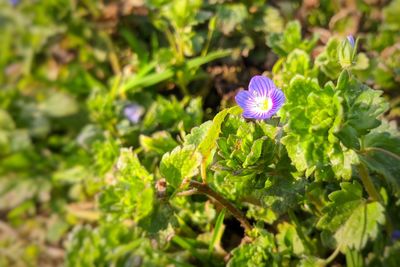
left=1, top=0, right=400, bottom=266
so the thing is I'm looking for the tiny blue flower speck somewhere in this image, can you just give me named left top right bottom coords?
left=347, top=35, right=355, bottom=47
left=123, top=103, right=144, bottom=124
left=392, top=230, right=400, bottom=241
left=10, top=0, right=20, bottom=6
left=235, top=75, right=285, bottom=120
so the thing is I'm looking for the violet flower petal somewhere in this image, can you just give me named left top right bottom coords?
left=235, top=75, right=285, bottom=120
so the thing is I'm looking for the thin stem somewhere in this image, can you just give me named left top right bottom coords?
left=358, top=162, right=394, bottom=239
left=165, top=27, right=180, bottom=60
left=201, top=17, right=216, bottom=57
left=324, top=245, right=341, bottom=265
left=179, top=81, right=190, bottom=96
left=176, top=71, right=190, bottom=96
left=188, top=180, right=252, bottom=232
left=357, top=163, right=382, bottom=202
left=176, top=28, right=185, bottom=61
left=100, top=31, right=121, bottom=75
left=200, top=160, right=207, bottom=184
left=176, top=188, right=199, bottom=197
left=364, top=147, right=400, bottom=162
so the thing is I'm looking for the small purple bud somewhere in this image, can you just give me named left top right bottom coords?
left=392, top=230, right=400, bottom=241
left=10, top=0, right=20, bottom=6
left=347, top=35, right=355, bottom=47
left=123, top=103, right=144, bottom=124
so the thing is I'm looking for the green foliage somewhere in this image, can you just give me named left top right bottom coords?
left=316, top=37, right=369, bottom=79
left=99, top=149, right=154, bottom=221
left=267, top=21, right=318, bottom=57
left=228, top=230, right=279, bottom=267
left=317, top=182, right=385, bottom=250
left=143, top=96, right=203, bottom=132
left=281, top=76, right=352, bottom=180
left=216, top=4, right=248, bottom=36
left=160, top=145, right=202, bottom=188
left=359, top=123, right=400, bottom=196
left=140, top=131, right=178, bottom=156
left=65, top=224, right=169, bottom=267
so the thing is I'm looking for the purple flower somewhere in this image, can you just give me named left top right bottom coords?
left=10, top=0, right=20, bottom=6
left=235, top=75, right=285, bottom=120
left=347, top=35, right=355, bottom=47
left=392, top=230, right=400, bottom=241
left=123, top=103, right=144, bottom=124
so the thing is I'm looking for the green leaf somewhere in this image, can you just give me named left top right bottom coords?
left=267, top=21, right=318, bottom=57
left=299, top=257, right=325, bottom=267
left=243, top=137, right=265, bottom=168
left=142, top=96, right=203, bottom=132
left=335, top=125, right=360, bottom=150
left=0, top=109, right=15, bottom=130
left=317, top=182, right=385, bottom=250
left=228, top=230, right=279, bottom=267
left=261, top=7, right=284, bottom=34
left=121, top=50, right=229, bottom=92
left=197, top=108, right=231, bottom=158
left=344, top=89, right=388, bottom=135
left=66, top=223, right=169, bottom=267
left=208, top=208, right=225, bottom=255
left=317, top=182, right=364, bottom=231
left=359, top=125, right=400, bottom=195
left=382, top=0, right=400, bottom=31
left=285, top=49, right=313, bottom=76
left=184, top=120, right=213, bottom=147
left=139, top=202, right=177, bottom=235
left=353, top=53, right=369, bottom=70
left=99, top=148, right=154, bottom=221
left=281, top=76, right=351, bottom=180
left=40, top=91, right=79, bottom=117
left=334, top=201, right=385, bottom=250
left=262, top=176, right=307, bottom=215
left=140, top=131, right=179, bottom=155
left=335, top=76, right=389, bottom=149
left=172, top=235, right=209, bottom=265
left=276, top=222, right=305, bottom=255
left=345, top=248, right=364, bottom=267
left=338, top=38, right=354, bottom=68
left=315, top=37, right=342, bottom=79
left=216, top=4, right=248, bottom=35
left=116, top=148, right=153, bottom=182
left=160, top=145, right=202, bottom=188
left=367, top=241, right=400, bottom=267
left=186, top=50, right=231, bottom=69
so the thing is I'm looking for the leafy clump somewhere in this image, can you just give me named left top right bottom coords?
left=160, top=145, right=202, bottom=188
left=99, top=148, right=154, bottom=222
left=317, top=182, right=385, bottom=250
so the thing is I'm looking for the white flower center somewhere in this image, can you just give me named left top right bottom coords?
left=254, top=96, right=272, bottom=112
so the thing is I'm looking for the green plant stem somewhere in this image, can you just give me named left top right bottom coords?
left=324, top=245, right=341, bottom=265
left=176, top=70, right=190, bottom=96
left=100, top=31, right=121, bottom=74
left=187, top=180, right=252, bottom=232
left=287, top=210, right=313, bottom=252
left=357, top=163, right=382, bottom=202
left=365, top=147, right=400, bottom=161
left=201, top=17, right=216, bottom=57
left=178, top=79, right=190, bottom=96
left=165, top=27, right=180, bottom=61
left=200, top=160, right=207, bottom=183
left=357, top=162, right=393, bottom=236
